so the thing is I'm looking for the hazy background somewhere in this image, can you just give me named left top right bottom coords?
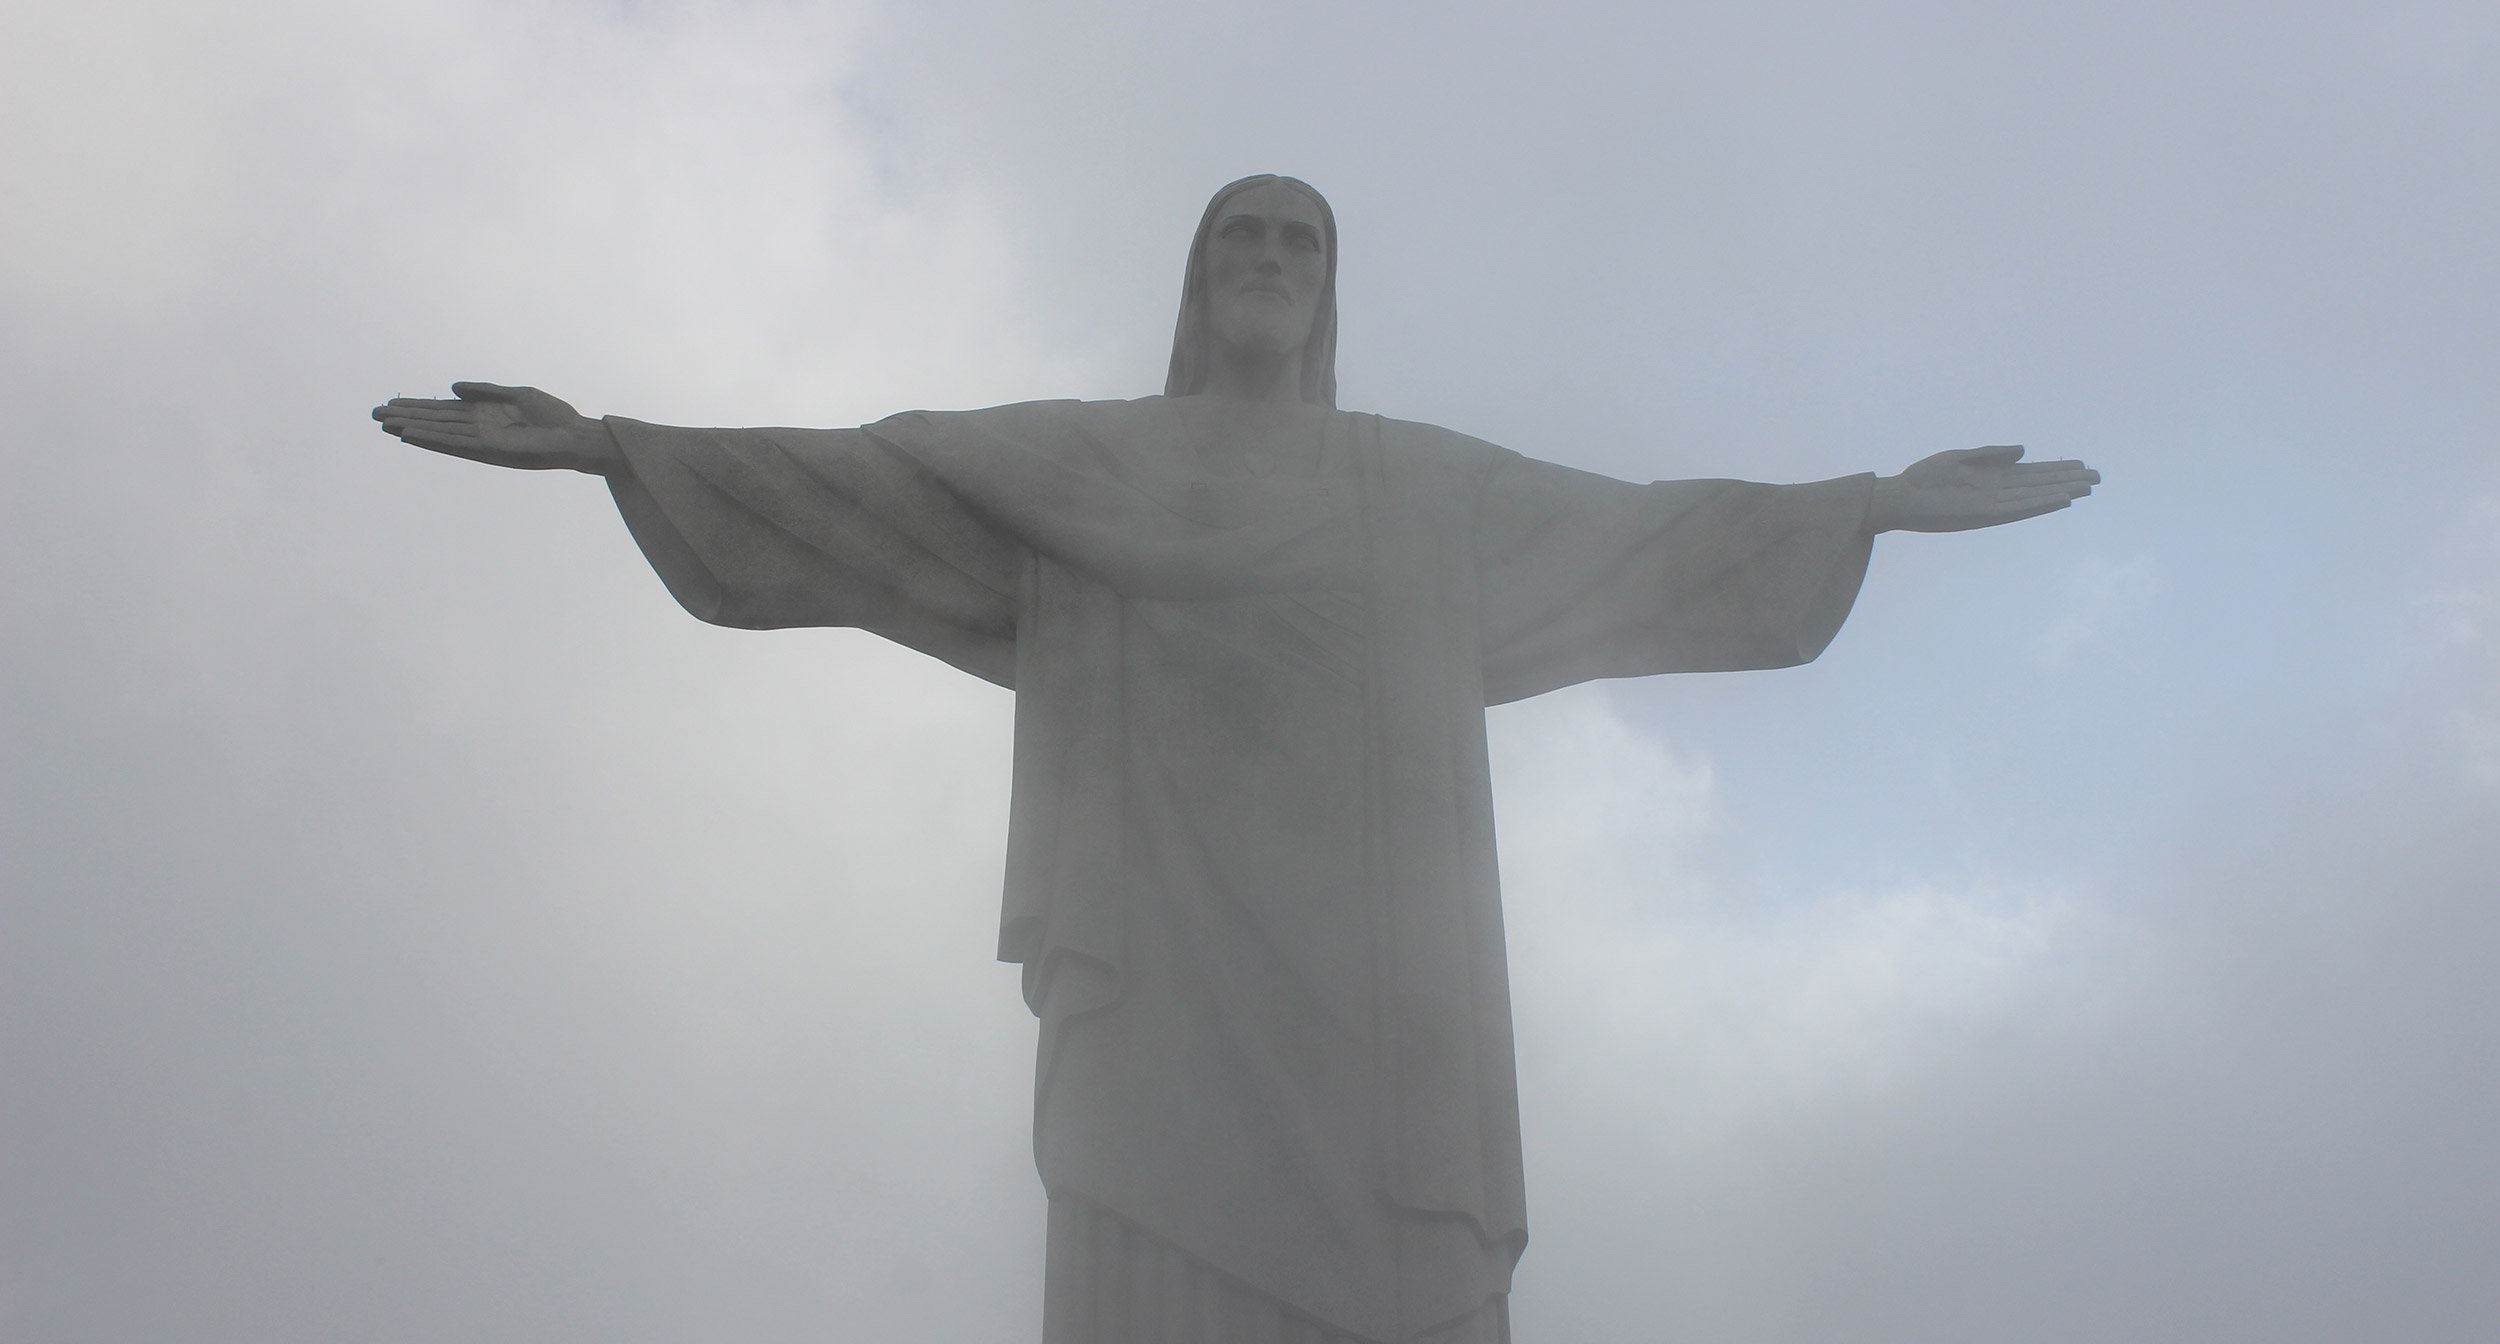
left=5, top=2, right=2495, bottom=1340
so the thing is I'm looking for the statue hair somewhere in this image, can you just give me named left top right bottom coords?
left=1163, top=175, right=1339, bottom=408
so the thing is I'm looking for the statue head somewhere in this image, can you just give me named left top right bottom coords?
left=1165, top=175, right=1338, bottom=407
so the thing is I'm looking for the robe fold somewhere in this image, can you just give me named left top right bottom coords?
left=602, top=398, right=1874, bottom=1342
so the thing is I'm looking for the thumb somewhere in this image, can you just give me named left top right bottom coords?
left=1968, top=443, right=2025, bottom=464
left=451, top=381, right=525, bottom=402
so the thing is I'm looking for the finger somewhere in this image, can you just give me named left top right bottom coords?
left=2004, top=464, right=2099, bottom=488
left=374, top=403, right=479, bottom=425
left=1998, top=496, right=2074, bottom=523
left=2005, top=459, right=2098, bottom=481
left=452, top=381, right=526, bottom=402
left=396, top=428, right=505, bottom=461
left=1993, top=483, right=2091, bottom=510
left=382, top=422, right=480, bottom=447
left=1999, top=478, right=2093, bottom=499
left=1950, top=495, right=2075, bottom=529
left=375, top=397, right=471, bottom=417
left=383, top=414, right=481, bottom=434
left=398, top=430, right=545, bottom=471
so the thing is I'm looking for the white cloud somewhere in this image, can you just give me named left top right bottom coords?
left=2412, top=494, right=2500, bottom=648
left=2413, top=494, right=2500, bottom=790
left=1491, top=689, right=2104, bottom=1143
left=3, top=5, right=1066, bottom=1340
left=2452, top=711, right=2500, bottom=789
left=2032, top=552, right=2160, bottom=671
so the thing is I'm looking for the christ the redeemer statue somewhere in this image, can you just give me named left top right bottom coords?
left=375, top=175, right=2097, bottom=1344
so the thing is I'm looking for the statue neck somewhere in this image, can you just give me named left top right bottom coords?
left=1199, top=340, right=1305, bottom=404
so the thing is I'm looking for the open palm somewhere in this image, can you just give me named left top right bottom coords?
left=371, top=382, right=618, bottom=473
left=1870, top=444, right=2099, bottom=533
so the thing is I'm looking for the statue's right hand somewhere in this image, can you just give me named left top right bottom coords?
left=371, top=382, right=620, bottom=474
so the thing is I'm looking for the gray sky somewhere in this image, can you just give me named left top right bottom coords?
left=5, top=1, right=2496, bottom=1340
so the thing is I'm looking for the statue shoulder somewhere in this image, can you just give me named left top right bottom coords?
left=866, top=396, right=1164, bottom=447
left=870, top=396, right=1096, bottom=430
left=1362, top=411, right=1519, bottom=478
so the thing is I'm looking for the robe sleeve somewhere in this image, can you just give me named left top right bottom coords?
left=601, top=416, right=1023, bottom=688
left=1474, top=451, right=1877, bottom=704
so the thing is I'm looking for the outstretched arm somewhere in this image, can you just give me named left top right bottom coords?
left=371, top=382, right=621, bottom=475
left=1868, top=444, right=2099, bottom=533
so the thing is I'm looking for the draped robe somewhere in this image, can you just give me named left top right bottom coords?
left=600, top=397, right=1875, bottom=1343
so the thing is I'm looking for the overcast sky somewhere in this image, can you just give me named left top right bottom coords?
left=5, top=2, right=2496, bottom=1341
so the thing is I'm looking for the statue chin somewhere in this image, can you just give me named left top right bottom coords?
left=1209, top=311, right=1307, bottom=364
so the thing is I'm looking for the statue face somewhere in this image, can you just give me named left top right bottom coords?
left=1201, top=181, right=1329, bottom=366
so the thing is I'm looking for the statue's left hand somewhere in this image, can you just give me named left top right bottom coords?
left=371, top=382, right=620, bottom=474
left=1868, top=445, right=2099, bottom=533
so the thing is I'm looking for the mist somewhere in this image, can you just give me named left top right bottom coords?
left=5, top=2, right=2495, bottom=1340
